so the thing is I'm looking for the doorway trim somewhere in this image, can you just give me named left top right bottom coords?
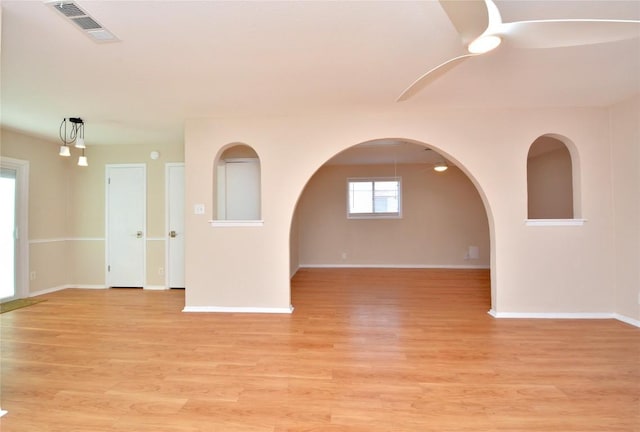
left=105, top=163, right=147, bottom=288
left=165, top=162, right=185, bottom=289
left=0, top=157, right=29, bottom=300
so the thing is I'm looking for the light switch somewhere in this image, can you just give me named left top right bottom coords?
left=194, top=204, right=205, bottom=215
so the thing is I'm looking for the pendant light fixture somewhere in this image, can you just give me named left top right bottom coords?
left=434, top=161, right=448, bottom=172
left=424, top=148, right=449, bottom=172
left=59, top=117, right=88, bottom=166
left=77, top=149, right=88, bottom=166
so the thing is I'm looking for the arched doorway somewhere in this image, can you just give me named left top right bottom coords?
left=290, top=138, right=493, bottom=310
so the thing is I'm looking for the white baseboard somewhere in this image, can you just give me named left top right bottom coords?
left=183, top=305, right=294, bottom=314
left=29, top=285, right=69, bottom=297
left=290, top=265, right=301, bottom=279
left=143, top=285, right=168, bottom=290
left=614, top=313, right=640, bottom=328
left=300, top=264, right=490, bottom=269
left=30, top=284, right=108, bottom=297
left=488, top=310, right=614, bottom=319
left=488, top=310, right=640, bottom=328
left=29, top=285, right=73, bottom=297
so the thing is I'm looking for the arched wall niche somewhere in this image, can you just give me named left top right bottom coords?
left=213, top=142, right=262, bottom=221
left=289, top=137, right=496, bottom=310
left=526, top=134, right=581, bottom=220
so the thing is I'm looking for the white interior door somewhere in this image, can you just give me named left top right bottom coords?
left=106, top=165, right=146, bottom=287
left=166, top=164, right=185, bottom=288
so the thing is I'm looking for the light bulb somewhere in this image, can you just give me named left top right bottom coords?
left=78, top=156, right=88, bottom=167
left=75, top=137, right=85, bottom=149
left=434, top=162, right=448, bottom=172
left=59, top=145, right=71, bottom=157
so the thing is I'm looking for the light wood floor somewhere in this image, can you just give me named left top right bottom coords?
left=1, top=268, right=638, bottom=431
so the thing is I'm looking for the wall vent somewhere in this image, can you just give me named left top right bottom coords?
left=46, top=1, right=119, bottom=43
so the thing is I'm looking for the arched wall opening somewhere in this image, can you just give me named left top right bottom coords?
left=289, top=138, right=495, bottom=310
left=212, top=143, right=262, bottom=221
left=526, top=134, right=581, bottom=220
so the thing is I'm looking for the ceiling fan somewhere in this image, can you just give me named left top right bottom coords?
left=397, top=0, right=640, bottom=102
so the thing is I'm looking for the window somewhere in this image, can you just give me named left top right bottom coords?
left=347, top=177, right=401, bottom=218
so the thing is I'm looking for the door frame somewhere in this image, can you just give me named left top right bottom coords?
left=105, top=163, right=147, bottom=287
left=0, top=157, right=29, bottom=301
left=165, top=162, right=184, bottom=288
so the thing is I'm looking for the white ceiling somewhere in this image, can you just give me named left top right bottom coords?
left=1, top=0, right=639, bottom=148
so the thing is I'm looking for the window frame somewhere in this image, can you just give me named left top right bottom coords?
left=346, top=176, right=402, bottom=219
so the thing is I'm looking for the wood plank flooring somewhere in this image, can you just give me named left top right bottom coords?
left=1, top=268, right=638, bottom=431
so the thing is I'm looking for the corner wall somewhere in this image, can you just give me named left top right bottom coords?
left=610, top=95, right=640, bottom=322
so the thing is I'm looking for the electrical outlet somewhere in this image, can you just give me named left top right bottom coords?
left=158, top=267, right=164, bottom=276
left=341, top=252, right=347, bottom=260
left=467, top=246, right=480, bottom=260
left=194, top=204, right=205, bottom=215
left=30, top=271, right=36, bottom=280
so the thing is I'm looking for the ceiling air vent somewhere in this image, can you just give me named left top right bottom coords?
left=46, top=1, right=118, bottom=43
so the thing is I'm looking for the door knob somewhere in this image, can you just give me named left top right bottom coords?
left=169, top=230, right=177, bottom=238
left=136, top=231, right=143, bottom=238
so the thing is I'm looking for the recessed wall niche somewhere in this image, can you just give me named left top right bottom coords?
left=214, top=144, right=261, bottom=221
left=527, top=135, right=576, bottom=219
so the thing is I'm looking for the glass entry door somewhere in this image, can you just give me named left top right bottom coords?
left=1, top=167, right=17, bottom=300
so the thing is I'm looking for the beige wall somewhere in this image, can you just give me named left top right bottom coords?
left=184, top=106, right=620, bottom=315
left=610, top=95, right=640, bottom=321
left=1, top=129, right=70, bottom=239
left=1, top=128, right=184, bottom=292
left=295, top=163, right=489, bottom=268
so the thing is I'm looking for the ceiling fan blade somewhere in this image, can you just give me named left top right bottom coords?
left=439, top=0, right=489, bottom=44
left=396, top=54, right=476, bottom=102
left=500, top=19, right=640, bottom=49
